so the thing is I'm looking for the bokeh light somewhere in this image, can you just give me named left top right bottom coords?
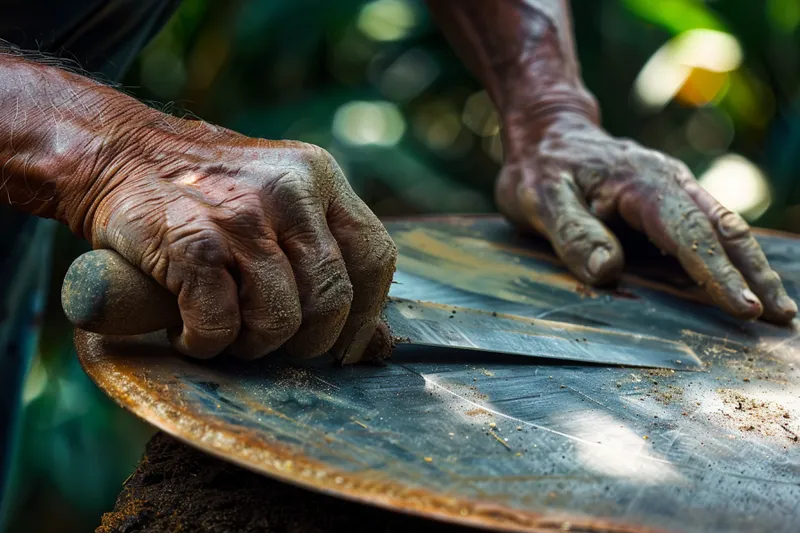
left=11, top=2, right=800, bottom=529
left=634, top=29, right=743, bottom=111
left=21, top=355, right=47, bottom=405
left=697, top=154, right=772, bottom=221
left=333, top=101, right=406, bottom=146
left=357, top=0, right=417, bottom=42
left=413, top=100, right=463, bottom=151
left=684, top=107, right=734, bottom=154
left=462, top=91, right=500, bottom=137
left=377, top=48, right=440, bottom=101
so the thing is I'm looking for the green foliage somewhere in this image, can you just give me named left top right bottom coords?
left=622, top=0, right=726, bottom=33
left=10, top=2, right=800, bottom=532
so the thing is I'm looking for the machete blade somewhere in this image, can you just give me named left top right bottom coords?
left=384, top=297, right=702, bottom=370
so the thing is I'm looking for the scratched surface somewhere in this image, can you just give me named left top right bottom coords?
left=76, top=216, right=800, bottom=533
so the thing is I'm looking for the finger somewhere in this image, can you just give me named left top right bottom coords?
left=619, top=182, right=763, bottom=320
left=278, top=207, right=353, bottom=359
left=165, top=232, right=241, bottom=358
left=229, top=242, right=302, bottom=360
left=327, top=185, right=397, bottom=364
left=680, top=180, right=796, bottom=324
left=518, top=170, right=624, bottom=285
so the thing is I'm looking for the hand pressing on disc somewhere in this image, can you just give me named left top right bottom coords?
left=496, top=113, right=796, bottom=324
left=426, top=0, right=796, bottom=324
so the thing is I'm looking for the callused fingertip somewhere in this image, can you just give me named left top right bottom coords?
left=778, top=295, right=798, bottom=318
left=587, top=247, right=609, bottom=277
left=738, top=288, right=764, bottom=319
left=584, top=246, right=622, bottom=285
left=741, top=288, right=760, bottom=307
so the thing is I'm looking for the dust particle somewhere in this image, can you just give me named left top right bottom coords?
left=716, top=389, right=796, bottom=439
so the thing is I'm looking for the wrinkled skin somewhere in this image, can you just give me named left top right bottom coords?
left=2, top=0, right=796, bottom=378
left=427, top=0, right=797, bottom=325
left=497, top=114, right=796, bottom=323
left=0, top=51, right=397, bottom=363
left=85, top=124, right=397, bottom=361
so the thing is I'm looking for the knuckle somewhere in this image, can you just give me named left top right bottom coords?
left=170, top=226, right=231, bottom=267
left=537, top=138, right=566, bottom=156
left=629, top=146, right=666, bottom=169
left=760, top=269, right=782, bottom=287
left=247, top=305, right=302, bottom=342
left=555, top=214, right=585, bottom=239
left=516, top=179, right=544, bottom=210
left=376, top=231, right=399, bottom=270
left=713, top=264, right=745, bottom=291
left=306, top=255, right=354, bottom=317
left=677, top=207, right=715, bottom=238
left=671, top=159, right=693, bottom=177
left=296, top=143, right=343, bottom=180
left=271, top=171, right=315, bottom=204
left=554, top=217, right=594, bottom=257
left=353, top=230, right=397, bottom=281
left=618, top=138, right=641, bottom=151
left=717, top=211, right=751, bottom=241
left=215, top=199, right=267, bottom=228
left=535, top=175, right=583, bottom=217
left=303, top=143, right=335, bottom=166
left=281, top=223, right=323, bottom=245
left=514, top=182, right=549, bottom=234
left=266, top=172, right=325, bottom=227
left=192, top=322, right=239, bottom=346
left=754, top=265, right=783, bottom=290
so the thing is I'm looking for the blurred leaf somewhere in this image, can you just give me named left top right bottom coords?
left=622, top=0, right=727, bottom=34
left=722, top=69, right=775, bottom=130
left=766, top=0, right=800, bottom=34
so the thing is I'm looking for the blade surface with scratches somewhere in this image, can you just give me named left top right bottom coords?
left=385, top=297, right=702, bottom=370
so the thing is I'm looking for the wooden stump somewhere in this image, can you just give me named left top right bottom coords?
left=98, top=432, right=476, bottom=533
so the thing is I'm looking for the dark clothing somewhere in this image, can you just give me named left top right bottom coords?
left=0, top=0, right=180, bottom=79
left=0, top=0, right=179, bottom=525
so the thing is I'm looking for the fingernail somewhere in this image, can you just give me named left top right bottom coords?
left=741, top=289, right=761, bottom=308
left=340, top=322, right=377, bottom=365
left=587, top=248, right=610, bottom=278
left=778, top=295, right=798, bottom=316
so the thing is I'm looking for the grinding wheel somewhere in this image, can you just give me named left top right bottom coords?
left=76, top=216, right=800, bottom=533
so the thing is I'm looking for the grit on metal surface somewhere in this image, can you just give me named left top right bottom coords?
left=76, top=216, right=800, bottom=533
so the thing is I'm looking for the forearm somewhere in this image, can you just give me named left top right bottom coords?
left=426, top=0, right=599, bottom=156
left=0, top=53, right=161, bottom=235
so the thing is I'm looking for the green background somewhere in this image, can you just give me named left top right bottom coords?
left=7, top=1, right=800, bottom=531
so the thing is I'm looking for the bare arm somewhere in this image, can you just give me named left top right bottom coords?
left=0, top=53, right=136, bottom=229
left=0, top=52, right=396, bottom=362
left=426, top=0, right=796, bottom=324
left=426, top=0, right=597, bottom=150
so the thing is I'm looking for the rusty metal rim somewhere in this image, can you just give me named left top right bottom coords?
left=77, top=330, right=673, bottom=533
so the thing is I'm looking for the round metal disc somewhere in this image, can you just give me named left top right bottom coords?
left=76, top=216, right=800, bottom=533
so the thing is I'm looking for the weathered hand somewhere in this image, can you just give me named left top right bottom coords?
left=496, top=113, right=796, bottom=324
left=78, top=121, right=396, bottom=361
